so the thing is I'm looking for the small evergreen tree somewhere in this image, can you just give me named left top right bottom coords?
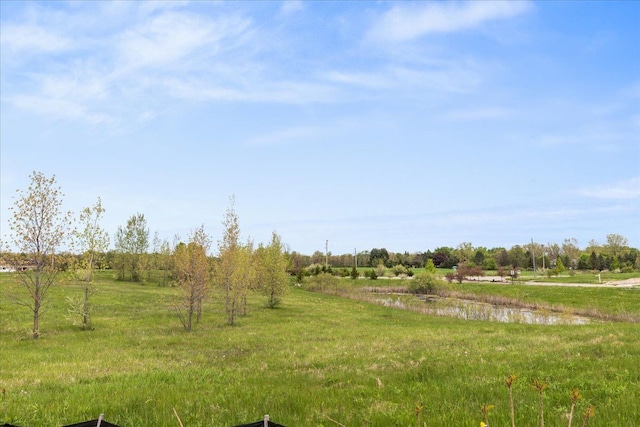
left=424, top=258, right=436, bottom=273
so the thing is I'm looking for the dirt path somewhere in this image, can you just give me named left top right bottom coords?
left=473, top=276, right=640, bottom=288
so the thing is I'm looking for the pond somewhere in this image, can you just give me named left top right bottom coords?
left=378, top=295, right=591, bottom=325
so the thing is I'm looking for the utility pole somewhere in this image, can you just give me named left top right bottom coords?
left=325, top=240, right=329, bottom=270
left=354, top=248, right=357, bottom=269
left=531, top=238, right=536, bottom=278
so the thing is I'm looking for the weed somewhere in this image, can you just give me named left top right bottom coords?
left=531, top=378, right=548, bottom=427
left=505, top=374, right=517, bottom=427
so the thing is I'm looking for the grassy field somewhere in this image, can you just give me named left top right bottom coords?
left=1, top=271, right=639, bottom=426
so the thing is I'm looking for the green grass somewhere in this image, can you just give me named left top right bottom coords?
left=527, top=271, right=639, bottom=284
left=449, top=283, right=640, bottom=317
left=2, top=272, right=640, bottom=426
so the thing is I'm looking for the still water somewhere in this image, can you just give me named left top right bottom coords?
left=378, top=296, right=590, bottom=325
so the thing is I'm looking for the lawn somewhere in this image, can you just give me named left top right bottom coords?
left=1, top=272, right=639, bottom=426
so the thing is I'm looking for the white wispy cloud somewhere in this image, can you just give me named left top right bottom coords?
left=580, top=177, right=640, bottom=200
left=115, top=12, right=251, bottom=72
left=8, top=95, right=112, bottom=124
left=2, top=2, right=356, bottom=128
left=441, top=107, right=512, bottom=121
left=0, top=23, right=72, bottom=54
left=279, top=1, right=304, bottom=17
left=368, top=1, right=532, bottom=43
left=247, top=126, right=317, bottom=146
left=1, top=5, right=259, bottom=126
left=321, top=60, right=484, bottom=95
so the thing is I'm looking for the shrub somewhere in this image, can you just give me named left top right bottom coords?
left=408, top=273, right=442, bottom=294
left=446, top=264, right=484, bottom=283
left=375, top=263, right=386, bottom=277
left=338, top=268, right=350, bottom=278
left=306, top=264, right=323, bottom=276
left=424, top=259, right=436, bottom=273
left=303, top=273, right=339, bottom=292
left=391, top=264, right=409, bottom=276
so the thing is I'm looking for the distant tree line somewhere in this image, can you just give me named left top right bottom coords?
left=286, top=236, right=639, bottom=276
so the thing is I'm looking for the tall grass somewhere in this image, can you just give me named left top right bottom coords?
left=1, top=273, right=639, bottom=425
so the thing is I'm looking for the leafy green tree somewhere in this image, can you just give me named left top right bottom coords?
left=473, top=248, right=486, bottom=266
left=482, top=256, right=497, bottom=270
left=605, top=234, right=628, bottom=258
left=369, top=248, right=389, bottom=267
left=562, top=238, right=580, bottom=269
left=256, top=232, right=289, bottom=308
left=432, top=247, right=458, bottom=268
left=455, top=242, right=474, bottom=265
left=114, top=213, right=149, bottom=281
left=589, top=250, right=600, bottom=271
left=7, top=172, right=72, bottom=338
left=497, top=248, right=510, bottom=267
left=71, top=197, right=109, bottom=330
left=610, top=256, right=620, bottom=271
left=577, top=253, right=590, bottom=270
left=509, top=245, right=527, bottom=268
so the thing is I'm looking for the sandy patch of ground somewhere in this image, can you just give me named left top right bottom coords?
left=471, top=276, right=639, bottom=288
left=605, top=277, right=640, bottom=287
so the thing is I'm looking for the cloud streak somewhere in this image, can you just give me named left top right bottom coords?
left=368, top=1, right=532, bottom=43
left=580, top=177, right=640, bottom=200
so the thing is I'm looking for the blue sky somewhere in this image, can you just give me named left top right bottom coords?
left=1, top=1, right=639, bottom=255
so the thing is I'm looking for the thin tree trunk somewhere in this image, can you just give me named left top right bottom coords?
left=568, top=403, right=575, bottom=427
left=83, top=283, right=90, bottom=329
left=509, top=386, right=515, bottom=427
left=33, top=298, right=40, bottom=339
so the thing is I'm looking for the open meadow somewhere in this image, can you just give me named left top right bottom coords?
left=1, top=271, right=640, bottom=426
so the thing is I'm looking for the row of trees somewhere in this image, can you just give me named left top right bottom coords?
left=288, top=237, right=639, bottom=274
left=3, top=172, right=289, bottom=338
left=3, top=171, right=637, bottom=338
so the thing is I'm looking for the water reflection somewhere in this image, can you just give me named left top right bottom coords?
left=379, top=296, right=590, bottom=325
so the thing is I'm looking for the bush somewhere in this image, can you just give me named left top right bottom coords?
left=621, top=266, right=634, bottom=274
left=303, top=273, right=339, bottom=292
left=408, top=273, right=442, bottom=294
left=391, top=264, right=409, bottom=276
left=446, top=264, right=484, bottom=283
left=338, top=268, right=350, bottom=278
left=424, top=259, right=436, bottom=273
